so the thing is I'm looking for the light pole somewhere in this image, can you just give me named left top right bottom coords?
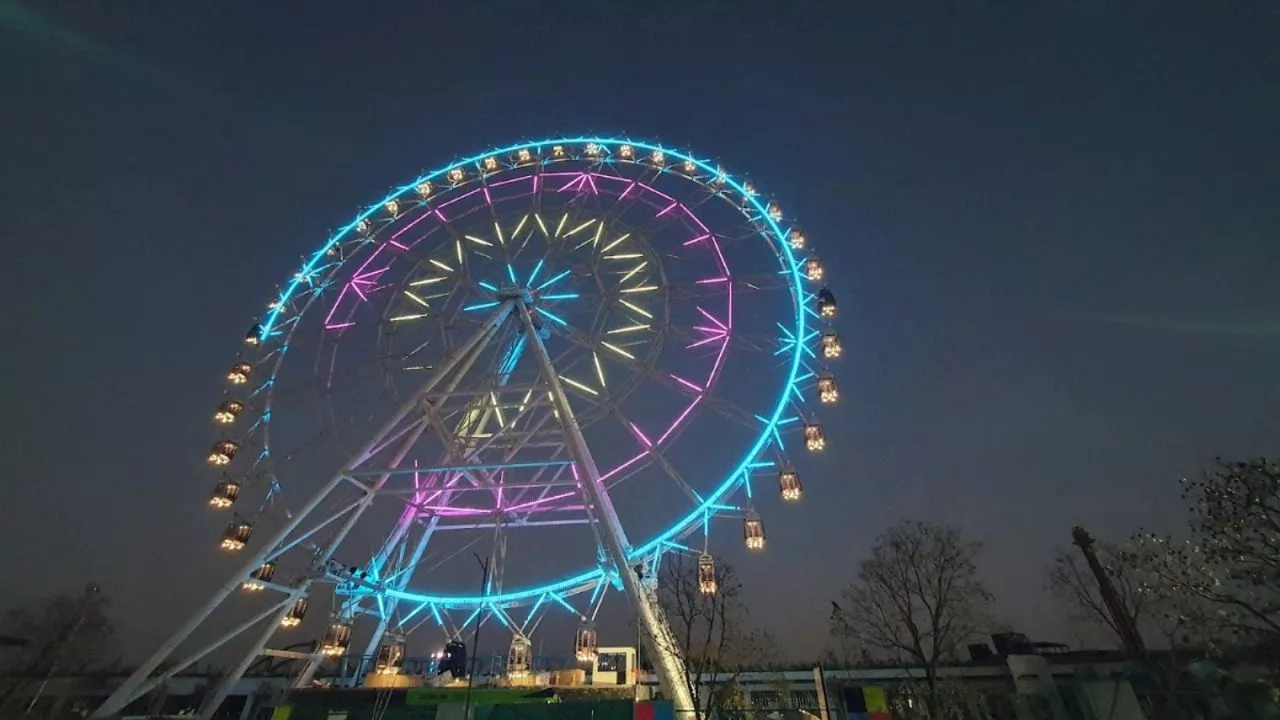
left=462, top=552, right=490, bottom=720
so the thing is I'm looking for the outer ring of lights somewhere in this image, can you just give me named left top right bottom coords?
left=254, top=137, right=807, bottom=609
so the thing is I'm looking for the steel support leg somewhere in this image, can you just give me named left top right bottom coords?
left=92, top=302, right=514, bottom=720
left=516, top=301, right=694, bottom=713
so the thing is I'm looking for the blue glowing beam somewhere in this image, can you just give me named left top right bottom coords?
left=261, top=136, right=808, bottom=609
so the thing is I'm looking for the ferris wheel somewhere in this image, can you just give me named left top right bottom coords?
left=94, top=136, right=842, bottom=719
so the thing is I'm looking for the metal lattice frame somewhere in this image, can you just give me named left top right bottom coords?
left=93, top=137, right=840, bottom=719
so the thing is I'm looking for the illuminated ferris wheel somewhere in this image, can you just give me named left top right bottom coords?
left=94, top=136, right=842, bottom=718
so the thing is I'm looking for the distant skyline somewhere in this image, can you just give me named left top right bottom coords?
left=2, top=0, right=1279, bottom=663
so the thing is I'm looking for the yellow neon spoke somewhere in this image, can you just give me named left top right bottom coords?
left=603, top=253, right=644, bottom=260
left=464, top=235, right=493, bottom=246
left=428, top=259, right=454, bottom=273
left=600, top=341, right=635, bottom=360
left=600, top=233, right=631, bottom=253
left=403, top=290, right=431, bottom=308
left=535, top=213, right=550, bottom=238
left=512, top=214, right=529, bottom=240
left=620, top=285, right=658, bottom=294
left=554, top=213, right=568, bottom=237
left=618, top=299, right=652, bottom=318
left=560, top=375, right=599, bottom=396
left=592, top=222, right=604, bottom=247
left=491, top=392, right=505, bottom=428
left=409, top=276, right=448, bottom=286
left=493, top=221, right=505, bottom=245
left=390, top=313, right=431, bottom=322
left=592, top=352, right=606, bottom=388
left=566, top=219, right=596, bottom=237
left=455, top=239, right=463, bottom=265
left=607, top=324, right=651, bottom=334
left=619, top=262, right=647, bottom=285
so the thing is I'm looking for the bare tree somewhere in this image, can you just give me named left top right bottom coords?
left=653, top=555, right=770, bottom=719
left=0, top=584, right=113, bottom=711
left=1121, top=458, right=1280, bottom=644
left=831, top=521, right=993, bottom=717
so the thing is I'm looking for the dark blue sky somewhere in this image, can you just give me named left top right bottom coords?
left=2, top=0, right=1279, bottom=660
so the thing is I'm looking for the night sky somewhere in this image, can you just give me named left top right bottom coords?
left=3, top=1, right=1279, bottom=662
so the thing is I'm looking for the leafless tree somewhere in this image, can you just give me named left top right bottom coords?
left=653, top=555, right=770, bottom=719
left=831, top=520, right=993, bottom=717
left=0, top=584, right=113, bottom=711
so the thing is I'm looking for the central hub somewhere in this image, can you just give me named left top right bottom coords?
left=497, top=284, right=535, bottom=305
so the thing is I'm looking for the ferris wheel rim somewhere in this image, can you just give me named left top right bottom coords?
left=247, top=135, right=808, bottom=608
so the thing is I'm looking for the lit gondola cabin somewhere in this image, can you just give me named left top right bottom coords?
left=208, top=440, right=239, bottom=466
left=507, top=636, right=531, bottom=676
left=321, top=621, right=353, bottom=657
left=818, top=374, right=839, bottom=405
left=584, top=143, right=602, bottom=158
left=214, top=399, right=244, bottom=425
left=356, top=218, right=373, bottom=237
left=243, top=560, right=275, bottom=592
left=415, top=181, right=433, bottom=199
left=778, top=467, right=803, bottom=502
left=681, top=159, right=696, bottom=174
left=552, top=145, right=567, bottom=159
left=244, top=324, right=263, bottom=346
left=743, top=513, right=766, bottom=551
left=804, top=420, right=826, bottom=452
left=208, top=478, right=241, bottom=509
left=618, top=144, right=635, bottom=160
left=789, top=229, right=806, bottom=251
left=516, top=148, right=534, bottom=164
left=821, top=330, right=843, bottom=359
left=650, top=150, right=666, bottom=166
left=767, top=202, right=783, bottom=222
left=447, top=167, right=465, bottom=184
left=227, top=361, right=252, bottom=385
left=697, top=554, right=718, bottom=595
left=816, top=287, right=837, bottom=319
left=219, top=521, right=253, bottom=552
left=280, top=597, right=308, bottom=628
left=806, top=256, right=825, bottom=282
left=376, top=639, right=407, bottom=674
left=482, top=156, right=499, bottom=173
left=574, top=624, right=598, bottom=663
left=743, top=179, right=757, bottom=196
left=384, top=198, right=400, bottom=217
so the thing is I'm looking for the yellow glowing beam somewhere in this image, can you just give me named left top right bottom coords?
left=535, top=213, right=550, bottom=238
left=592, top=222, right=604, bottom=247
left=607, top=324, right=651, bottom=334
left=621, top=285, right=658, bottom=294
left=592, top=352, right=606, bottom=388
left=464, top=235, right=493, bottom=246
left=455, top=239, right=463, bottom=265
left=554, top=213, right=568, bottom=237
left=493, top=221, right=505, bottom=245
left=403, top=290, right=431, bottom=308
left=560, top=375, right=599, bottom=396
left=604, top=253, right=644, bottom=260
left=619, top=299, right=652, bottom=318
left=409, top=276, right=448, bottom=286
left=390, top=313, right=431, bottom=322
left=619, top=261, right=647, bottom=285
left=491, top=392, right=506, bottom=428
left=512, top=214, right=529, bottom=240
left=600, top=233, right=631, bottom=253
left=566, top=219, right=596, bottom=237
left=428, top=259, right=454, bottom=273
left=600, top=341, right=635, bottom=360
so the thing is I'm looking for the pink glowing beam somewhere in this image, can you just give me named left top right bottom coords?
left=683, top=233, right=710, bottom=246
left=629, top=422, right=654, bottom=448
left=389, top=209, right=434, bottom=242
left=505, top=492, right=576, bottom=513
left=556, top=174, right=587, bottom=193
left=349, top=280, right=369, bottom=302
left=687, top=334, right=728, bottom=350
left=657, top=398, right=702, bottom=446
left=323, top=284, right=351, bottom=328
left=635, top=182, right=674, bottom=204
left=696, top=277, right=729, bottom=284
left=693, top=325, right=727, bottom=336
left=620, top=180, right=638, bottom=199
left=669, top=374, right=704, bottom=393
left=600, top=453, right=647, bottom=483
left=483, top=186, right=493, bottom=206
left=438, top=187, right=483, bottom=211
left=696, top=306, right=727, bottom=331
left=585, top=173, right=599, bottom=195
left=655, top=201, right=678, bottom=217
